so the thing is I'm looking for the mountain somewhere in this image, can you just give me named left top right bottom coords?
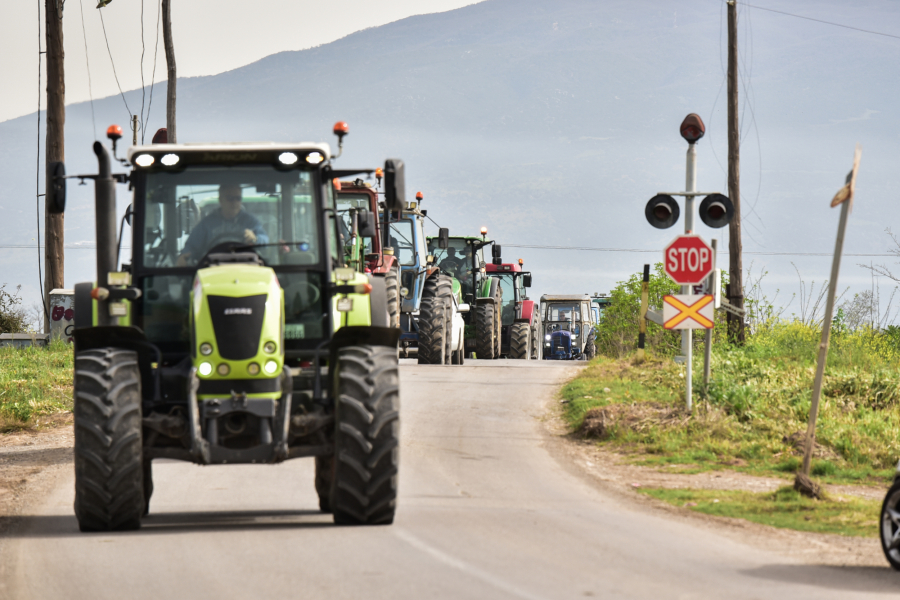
left=2, top=0, right=899, bottom=309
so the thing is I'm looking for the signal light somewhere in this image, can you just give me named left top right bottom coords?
left=106, top=124, right=123, bottom=141
left=645, top=194, right=680, bottom=229
left=333, top=178, right=342, bottom=191
left=680, top=113, right=705, bottom=144
left=333, top=121, right=349, bottom=138
left=375, top=167, right=383, bottom=184
left=699, top=193, right=734, bottom=228
left=415, top=191, right=423, bottom=202
left=518, top=258, right=523, bottom=266
left=480, top=226, right=488, bottom=236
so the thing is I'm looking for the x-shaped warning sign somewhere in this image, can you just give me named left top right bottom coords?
left=662, top=294, right=715, bottom=330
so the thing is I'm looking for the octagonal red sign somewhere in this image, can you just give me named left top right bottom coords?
left=664, top=235, right=714, bottom=285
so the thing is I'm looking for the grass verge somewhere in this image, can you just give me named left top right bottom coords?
left=639, top=486, right=881, bottom=538
left=0, top=341, right=73, bottom=432
left=561, top=322, right=900, bottom=486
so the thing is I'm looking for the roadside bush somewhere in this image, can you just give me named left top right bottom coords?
left=0, top=283, right=28, bottom=334
left=594, top=263, right=680, bottom=358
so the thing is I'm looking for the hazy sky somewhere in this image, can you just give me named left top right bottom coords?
left=0, top=0, right=477, bottom=123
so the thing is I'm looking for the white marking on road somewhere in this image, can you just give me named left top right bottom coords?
left=394, top=529, right=549, bottom=600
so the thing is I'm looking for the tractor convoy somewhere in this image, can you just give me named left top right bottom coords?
left=59, top=122, right=601, bottom=533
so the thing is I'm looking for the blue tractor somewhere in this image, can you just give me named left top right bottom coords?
left=540, top=294, right=597, bottom=360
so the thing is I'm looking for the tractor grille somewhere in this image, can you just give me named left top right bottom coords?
left=207, top=294, right=267, bottom=360
left=551, top=333, right=571, bottom=355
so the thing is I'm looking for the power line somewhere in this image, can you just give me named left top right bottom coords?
left=737, top=2, right=900, bottom=40
left=35, top=0, right=45, bottom=319
left=78, top=0, right=97, bottom=140
left=98, top=7, right=133, bottom=121
left=503, top=243, right=895, bottom=258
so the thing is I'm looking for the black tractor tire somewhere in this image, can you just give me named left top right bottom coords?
left=315, top=455, right=334, bottom=513
left=493, top=290, right=503, bottom=359
left=585, top=334, right=597, bottom=360
left=880, top=481, right=900, bottom=570
left=475, top=302, right=495, bottom=360
left=73, top=348, right=145, bottom=532
left=331, top=345, right=400, bottom=525
left=443, top=304, right=453, bottom=365
left=509, top=323, right=531, bottom=360
left=531, top=321, right=542, bottom=360
left=384, top=264, right=401, bottom=329
left=418, top=275, right=453, bottom=365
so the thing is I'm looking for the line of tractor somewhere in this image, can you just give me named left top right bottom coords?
left=52, top=121, right=607, bottom=534
left=335, top=172, right=609, bottom=364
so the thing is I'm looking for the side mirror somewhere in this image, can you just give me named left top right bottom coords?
left=458, top=303, right=470, bottom=313
left=124, top=204, right=134, bottom=226
left=523, top=274, right=532, bottom=288
left=383, top=159, right=405, bottom=212
left=438, top=227, right=449, bottom=249
left=492, top=244, right=502, bottom=265
left=48, top=161, right=66, bottom=214
left=358, top=209, right=377, bottom=237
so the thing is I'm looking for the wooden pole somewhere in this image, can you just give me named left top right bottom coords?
left=726, top=0, right=744, bottom=344
left=44, top=0, right=65, bottom=331
left=637, top=264, right=649, bottom=361
left=796, top=146, right=861, bottom=496
left=162, top=0, right=177, bottom=143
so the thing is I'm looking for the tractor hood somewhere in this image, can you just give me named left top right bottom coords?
left=191, top=263, right=285, bottom=396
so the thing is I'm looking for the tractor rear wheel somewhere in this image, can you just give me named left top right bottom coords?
left=73, top=348, right=145, bottom=532
left=475, top=302, right=495, bottom=360
left=384, top=264, right=401, bottom=329
left=332, top=345, right=400, bottom=525
left=315, top=455, right=334, bottom=513
left=493, top=290, right=503, bottom=358
left=509, top=323, right=531, bottom=360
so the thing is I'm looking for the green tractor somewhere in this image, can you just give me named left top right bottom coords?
left=426, top=230, right=502, bottom=359
left=67, top=123, right=403, bottom=531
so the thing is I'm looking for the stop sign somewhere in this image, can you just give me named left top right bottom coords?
left=664, top=235, right=714, bottom=285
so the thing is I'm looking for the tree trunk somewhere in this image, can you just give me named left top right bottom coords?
left=45, top=0, right=65, bottom=332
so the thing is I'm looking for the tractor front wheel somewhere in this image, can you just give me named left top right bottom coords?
left=332, top=345, right=400, bottom=525
left=509, top=323, right=531, bottom=360
left=418, top=275, right=452, bottom=365
left=585, top=334, right=597, bottom=360
left=73, top=348, right=145, bottom=532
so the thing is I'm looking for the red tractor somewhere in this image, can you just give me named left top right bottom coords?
left=484, top=256, right=541, bottom=359
left=335, top=177, right=401, bottom=328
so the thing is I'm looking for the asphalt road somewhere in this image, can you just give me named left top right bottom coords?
left=5, top=360, right=900, bottom=599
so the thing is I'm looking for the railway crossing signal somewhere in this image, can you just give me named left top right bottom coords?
left=664, top=235, right=714, bottom=285
left=663, top=295, right=714, bottom=330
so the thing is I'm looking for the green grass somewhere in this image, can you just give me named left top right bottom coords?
left=639, top=487, right=881, bottom=537
left=562, top=322, right=900, bottom=486
left=0, top=341, right=73, bottom=431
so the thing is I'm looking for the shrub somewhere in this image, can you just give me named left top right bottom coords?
left=0, top=284, right=28, bottom=334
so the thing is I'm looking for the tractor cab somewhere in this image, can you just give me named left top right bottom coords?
left=590, top=293, right=611, bottom=324
left=484, top=261, right=539, bottom=358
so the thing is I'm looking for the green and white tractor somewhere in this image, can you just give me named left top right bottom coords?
left=427, top=230, right=502, bottom=359
left=65, top=123, right=403, bottom=531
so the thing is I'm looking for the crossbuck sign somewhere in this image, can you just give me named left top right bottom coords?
left=663, top=294, right=715, bottom=330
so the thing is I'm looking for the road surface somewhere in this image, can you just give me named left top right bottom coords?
left=4, top=361, right=899, bottom=598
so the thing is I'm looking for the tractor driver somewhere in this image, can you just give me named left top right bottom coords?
left=439, top=247, right=464, bottom=277
left=177, top=183, right=269, bottom=266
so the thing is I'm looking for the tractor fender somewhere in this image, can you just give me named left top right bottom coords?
left=476, top=278, right=500, bottom=305
left=370, top=253, right=398, bottom=275
left=516, top=299, right=536, bottom=325
left=327, top=325, right=401, bottom=398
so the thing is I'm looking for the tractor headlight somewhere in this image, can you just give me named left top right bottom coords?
left=264, top=341, right=277, bottom=354
left=199, top=342, right=213, bottom=356
left=264, top=360, right=279, bottom=375
left=198, top=362, right=213, bottom=376
left=160, top=153, right=180, bottom=166
left=278, top=152, right=298, bottom=165
left=247, top=362, right=261, bottom=376
left=217, top=363, right=230, bottom=376
left=400, top=287, right=409, bottom=298
left=134, top=154, right=155, bottom=167
left=545, top=334, right=551, bottom=341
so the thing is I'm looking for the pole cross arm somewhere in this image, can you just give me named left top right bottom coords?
left=719, top=299, right=746, bottom=317
left=645, top=309, right=664, bottom=326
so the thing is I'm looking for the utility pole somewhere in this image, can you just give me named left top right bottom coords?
left=726, top=0, right=744, bottom=343
left=45, top=0, right=65, bottom=331
left=162, top=0, right=177, bottom=143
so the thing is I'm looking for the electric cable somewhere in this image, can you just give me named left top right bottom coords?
left=144, top=0, right=162, bottom=143
left=736, top=1, right=900, bottom=40
left=501, top=243, right=895, bottom=258
left=98, top=7, right=133, bottom=121
left=36, top=0, right=47, bottom=321
left=78, top=0, right=97, bottom=140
